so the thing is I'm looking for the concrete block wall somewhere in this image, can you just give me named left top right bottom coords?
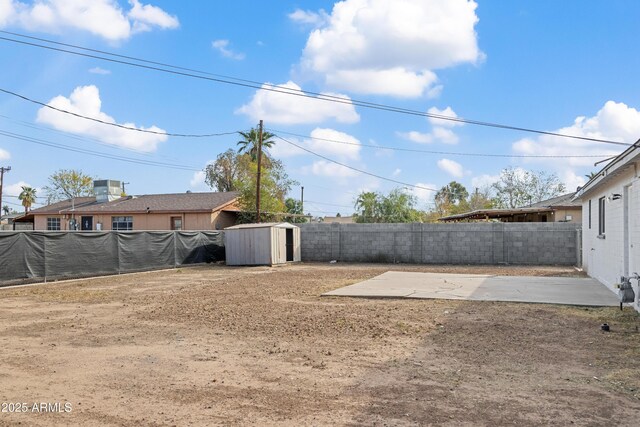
left=300, top=222, right=581, bottom=265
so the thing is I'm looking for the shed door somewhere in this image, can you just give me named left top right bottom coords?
left=285, top=228, right=294, bottom=262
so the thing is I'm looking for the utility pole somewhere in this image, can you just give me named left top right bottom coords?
left=0, top=166, right=11, bottom=216
left=300, top=186, right=304, bottom=222
left=255, top=120, right=263, bottom=223
left=121, top=181, right=130, bottom=195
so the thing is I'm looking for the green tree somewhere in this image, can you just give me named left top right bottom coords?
left=434, top=181, right=469, bottom=215
left=237, top=128, right=276, bottom=161
left=284, top=197, right=306, bottom=223
left=468, top=187, right=495, bottom=211
left=204, top=150, right=297, bottom=223
left=204, top=149, right=246, bottom=192
left=43, top=169, right=94, bottom=204
left=354, top=191, right=380, bottom=223
left=492, top=167, right=565, bottom=208
left=18, top=186, right=37, bottom=213
left=585, top=171, right=599, bottom=180
left=2, top=205, right=9, bottom=216
left=354, top=189, right=423, bottom=223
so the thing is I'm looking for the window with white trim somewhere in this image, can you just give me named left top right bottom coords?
left=598, top=197, right=605, bottom=236
left=47, top=217, right=60, bottom=231
left=112, top=216, right=133, bottom=231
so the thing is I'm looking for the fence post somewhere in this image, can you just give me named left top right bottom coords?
left=43, top=233, right=47, bottom=283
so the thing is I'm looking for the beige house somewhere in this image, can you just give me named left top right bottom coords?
left=20, top=180, right=239, bottom=231
left=439, top=192, right=582, bottom=223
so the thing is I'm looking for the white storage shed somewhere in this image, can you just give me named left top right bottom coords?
left=224, top=222, right=301, bottom=266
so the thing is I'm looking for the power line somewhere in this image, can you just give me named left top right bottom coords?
left=268, top=129, right=618, bottom=159
left=275, top=135, right=441, bottom=193
left=305, top=200, right=354, bottom=209
left=0, top=129, right=202, bottom=171
left=0, top=114, right=204, bottom=166
left=0, top=87, right=238, bottom=138
left=0, top=31, right=633, bottom=147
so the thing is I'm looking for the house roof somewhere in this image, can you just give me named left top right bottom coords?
left=225, top=222, right=298, bottom=230
left=323, top=216, right=355, bottom=224
left=439, top=192, right=582, bottom=222
left=439, top=207, right=555, bottom=222
left=28, top=192, right=239, bottom=215
left=574, top=139, right=640, bottom=200
left=529, top=192, right=581, bottom=208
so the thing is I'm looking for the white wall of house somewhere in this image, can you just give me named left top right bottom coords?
left=581, top=166, right=640, bottom=312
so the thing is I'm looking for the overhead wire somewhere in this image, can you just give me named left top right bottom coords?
left=275, top=135, right=441, bottom=193
left=0, top=87, right=238, bottom=138
left=0, top=129, right=202, bottom=171
left=0, top=31, right=633, bottom=147
left=0, top=114, right=205, bottom=167
left=268, top=128, right=618, bottom=159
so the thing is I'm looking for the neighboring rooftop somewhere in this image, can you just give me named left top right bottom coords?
left=439, top=192, right=580, bottom=222
left=27, top=192, right=239, bottom=215
left=529, top=192, right=580, bottom=208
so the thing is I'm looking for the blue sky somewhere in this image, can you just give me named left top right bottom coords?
left=1, top=0, right=639, bottom=216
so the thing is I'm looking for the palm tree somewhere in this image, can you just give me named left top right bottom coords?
left=18, top=186, right=36, bottom=213
left=2, top=205, right=9, bottom=216
left=237, top=128, right=276, bottom=161
left=354, top=191, right=379, bottom=223
left=585, top=172, right=599, bottom=180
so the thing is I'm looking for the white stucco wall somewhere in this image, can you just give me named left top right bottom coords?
left=581, top=166, right=640, bottom=312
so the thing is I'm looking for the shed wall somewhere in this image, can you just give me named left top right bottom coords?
left=225, top=228, right=272, bottom=265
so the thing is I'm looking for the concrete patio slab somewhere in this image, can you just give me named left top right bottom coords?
left=324, top=271, right=619, bottom=306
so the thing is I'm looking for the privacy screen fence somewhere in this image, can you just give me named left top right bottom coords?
left=0, top=231, right=224, bottom=285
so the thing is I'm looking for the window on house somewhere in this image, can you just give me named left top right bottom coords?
left=47, top=217, right=60, bottom=231
left=588, top=200, right=591, bottom=229
left=112, top=216, right=133, bottom=231
left=171, top=216, right=182, bottom=231
left=598, top=197, right=605, bottom=236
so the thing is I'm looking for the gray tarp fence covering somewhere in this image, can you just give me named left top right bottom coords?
left=0, top=231, right=224, bottom=284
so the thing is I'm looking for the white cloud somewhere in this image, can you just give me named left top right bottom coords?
left=236, top=81, right=360, bottom=125
left=128, top=0, right=179, bottom=34
left=397, top=126, right=458, bottom=145
left=427, top=106, right=463, bottom=128
left=0, top=147, right=9, bottom=160
left=325, top=68, right=438, bottom=99
left=212, top=39, right=245, bottom=60
left=308, top=160, right=358, bottom=177
left=512, top=101, right=638, bottom=188
left=3, top=180, right=32, bottom=197
left=471, top=173, right=500, bottom=190
left=89, top=67, right=111, bottom=75
left=298, top=0, right=482, bottom=97
left=426, top=85, right=444, bottom=99
left=392, top=168, right=401, bottom=177
left=408, top=182, right=438, bottom=206
left=437, top=158, right=466, bottom=178
left=269, top=128, right=361, bottom=161
left=399, top=106, right=462, bottom=144
left=0, top=0, right=178, bottom=41
left=288, top=8, right=329, bottom=27
left=36, top=85, right=168, bottom=152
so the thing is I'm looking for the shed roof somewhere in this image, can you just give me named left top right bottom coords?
left=225, top=222, right=298, bottom=230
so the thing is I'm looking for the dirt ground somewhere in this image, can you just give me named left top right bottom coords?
left=0, top=263, right=639, bottom=426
